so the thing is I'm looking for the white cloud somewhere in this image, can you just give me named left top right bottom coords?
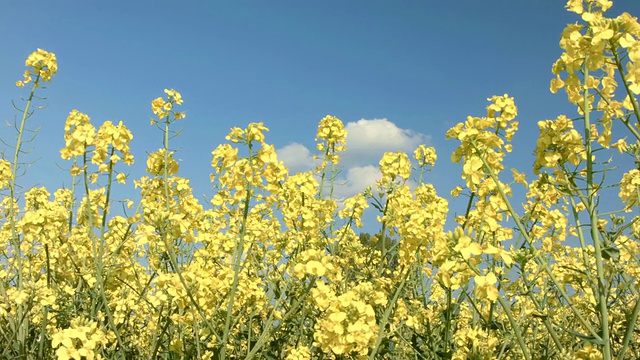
left=277, top=119, right=430, bottom=199
left=276, top=142, right=315, bottom=173
left=333, top=165, right=381, bottom=199
left=342, top=118, right=430, bottom=166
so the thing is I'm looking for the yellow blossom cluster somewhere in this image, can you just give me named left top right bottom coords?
left=312, top=282, right=380, bottom=357
left=378, top=151, right=411, bottom=186
left=60, top=109, right=135, bottom=180
left=0, top=159, right=11, bottom=188
left=3, top=5, right=640, bottom=358
left=151, top=88, right=185, bottom=121
left=446, top=94, right=518, bottom=191
left=51, top=318, right=107, bottom=360
left=533, top=115, right=587, bottom=174
left=293, top=249, right=338, bottom=279
left=16, top=48, right=57, bottom=87
left=619, top=168, right=640, bottom=209
left=414, top=144, right=437, bottom=167
left=315, top=115, right=347, bottom=170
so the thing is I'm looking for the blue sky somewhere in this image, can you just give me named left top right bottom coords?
left=1, top=1, right=639, bottom=229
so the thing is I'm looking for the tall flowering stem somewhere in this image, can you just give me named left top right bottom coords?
left=8, top=49, right=57, bottom=353
left=315, top=115, right=347, bottom=201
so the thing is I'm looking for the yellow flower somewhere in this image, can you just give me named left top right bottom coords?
left=315, top=115, right=347, bottom=168
left=286, top=346, right=312, bottom=360
left=51, top=331, right=73, bottom=349
left=151, top=89, right=184, bottom=122
left=146, top=148, right=179, bottom=176
left=475, top=272, right=499, bottom=301
left=550, top=76, right=565, bottom=93
left=316, top=115, right=347, bottom=146
left=454, top=235, right=483, bottom=260
left=619, top=169, right=640, bottom=209
left=313, top=291, right=378, bottom=356
left=164, top=88, right=183, bottom=105
left=534, top=115, right=586, bottom=174
left=60, top=110, right=96, bottom=161
left=511, top=168, right=527, bottom=186
left=246, top=122, right=268, bottom=143
left=414, top=145, right=437, bottom=167
left=0, top=160, right=11, bottom=189
left=379, top=151, right=411, bottom=184
left=18, top=48, right=57, bottom=87
left=574, top=343, right=604, bottom=359
left=305, top=260, right=327, bottom=277
left=151, top=97, right=168, bottom=118
left=611, top=138, right=628, bottom=153
left=484, top=244, right=514, bottom=267
left=462, top=156, right=484, bottom=188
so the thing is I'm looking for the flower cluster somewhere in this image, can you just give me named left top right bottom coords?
left=446, top=94, right=518, bottom=191
left=60, top=109, right=134, bottom=179
left=151, top=88, right=185, bottom=121
left=533, top=115, right=587, bottom=174
left=315, top=115, right=347, bottom=168
left=414, top=144, right=437, bottom=167
left=619, top=168, right=640, bottom=209
left=312, top=283, right=379, bottom=357
left=3, top=3, right=640, bottom=358
left=51, top=318, right=108, bottom=360
left=16, top=48, right=57, bottom=87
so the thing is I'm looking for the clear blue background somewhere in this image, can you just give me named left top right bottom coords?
left=1, top=1, right=639, bottom=229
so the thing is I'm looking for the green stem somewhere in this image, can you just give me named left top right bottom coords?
left=154, top=110, right=221, bottom=348
left=245, top=278, right=317, bottom=359
left=471, top=141, right=602, bottom=341
left=617, top=294, right=640, bottom=360
left=375, top=197, right=390, bottom=277
left=100, top=147, right=115, bottom=239
left=566, top=192, right=599, bottom=298
left=462, top=191, right=476, bottom=230
left=81, top=152, right=127, bottom=356
left=582, top=62, right=612, bottom=360
left=163, top=117, right=171, bottom=210
left=318, top=144, right=330, bottom=199
left=369, top=265, right=410, bottom=359
left=9, top=76, right=39, bottom=353
left=496, top=296, right=531, bottom=360
left=464, top=260, right=532, bottom=360
left=443, top=287, right=452, bottom=356
left=611, top=46, right=640, bottom=128
left=220, top=141, right=255, bottom=359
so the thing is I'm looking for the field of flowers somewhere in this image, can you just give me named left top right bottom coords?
left=1, top=0, right=640, bottom=359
